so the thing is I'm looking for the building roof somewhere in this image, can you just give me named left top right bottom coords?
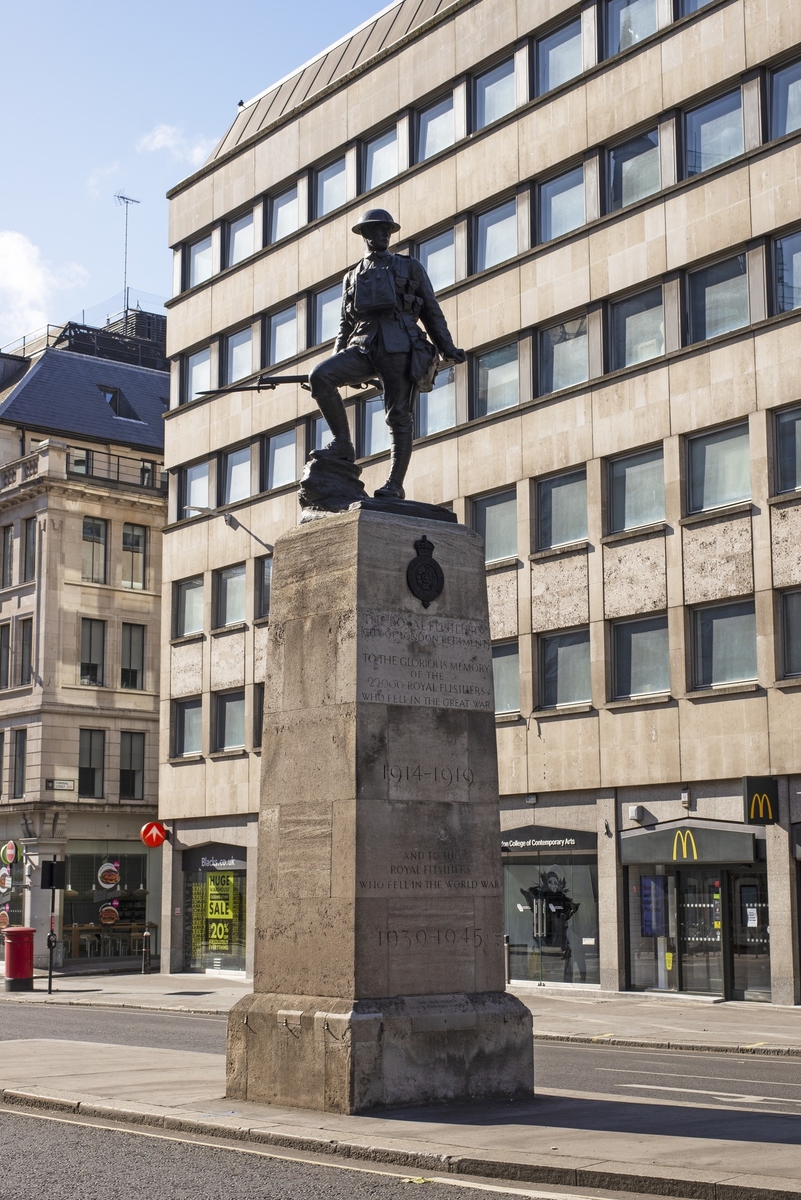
left=0, top=349, right=167, bottom=453
left=197, top=0, right=466, bottom=172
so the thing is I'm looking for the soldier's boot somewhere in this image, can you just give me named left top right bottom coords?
left=311, top=389, right=357, bottom=462
left=375, top=428, right=412, bottom=500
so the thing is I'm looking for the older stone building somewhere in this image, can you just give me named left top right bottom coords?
left=0, top=317, right=167, bottom=967
left=162, top=0, right=801, bottom=1002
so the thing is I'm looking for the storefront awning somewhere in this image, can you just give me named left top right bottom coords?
left=501, top=824, right=597, bottom=852
left=620, top=819, right=756, bottom=865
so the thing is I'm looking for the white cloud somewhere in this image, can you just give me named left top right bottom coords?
left=0, top=232, right=88, bottom=349
left=137, top=123, right=216, bottom=168
left=86, top=162, right=119, bottom=199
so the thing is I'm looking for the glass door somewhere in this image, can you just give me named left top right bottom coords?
left=677, top=867, right=724, bottom=995
left=728, top=869, right=770, bottom=1001
left=627, top=867, right=678, bottom=990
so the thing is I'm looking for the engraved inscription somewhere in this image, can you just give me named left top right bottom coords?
left=383, top=765, right=474, bottom=785
left=358, top=611, right=492, bottom=710
left=359, top=846, right=501, bottom=893
left=378, top=926, right=483, bottom=948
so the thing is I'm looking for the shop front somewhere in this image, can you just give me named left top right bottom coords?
left=62, top=841, right=162, bottom=963
left=183, top=843, right=247, bottom=974
left=622, top=819, right=769, bottom=1001
left=502, top=824, right=599, bottom=985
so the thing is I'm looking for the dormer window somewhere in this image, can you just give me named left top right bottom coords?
left=99, top=385, right=140, bottom=421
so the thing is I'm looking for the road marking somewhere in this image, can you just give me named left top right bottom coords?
left=618, top=1083, right=801, bottom=1105
left=595, top=1066, right=801, bottom=1090
left=0, top=1106, right=604, bottom=1200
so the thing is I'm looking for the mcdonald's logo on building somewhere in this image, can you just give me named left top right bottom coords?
left=672, top=829, right=698, bottom=860
left=743, top=776, right=778, bottom=826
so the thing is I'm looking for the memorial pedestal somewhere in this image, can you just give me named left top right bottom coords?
left=227, top=507, right=533, bottom=1112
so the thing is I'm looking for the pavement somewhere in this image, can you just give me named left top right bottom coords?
left=1, top=976, right=800, bottom=1199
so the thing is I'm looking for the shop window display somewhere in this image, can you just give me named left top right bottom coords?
left=62, top=853, right=154, bottom=960
left=503, top=835, right=599, bottom=984
left=183, top=844, right=247, bottom=973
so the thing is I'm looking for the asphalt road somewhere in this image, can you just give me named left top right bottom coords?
left=0, top=999, right=227, bottom=1052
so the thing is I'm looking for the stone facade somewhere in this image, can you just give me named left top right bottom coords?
left=163, top=0, right=801, bottom=1003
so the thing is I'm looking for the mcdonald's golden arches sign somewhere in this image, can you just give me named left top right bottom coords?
left=743, top=776, right=778, bottom=826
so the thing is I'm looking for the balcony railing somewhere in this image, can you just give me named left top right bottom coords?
left=67, top=447, right=167, bottom=492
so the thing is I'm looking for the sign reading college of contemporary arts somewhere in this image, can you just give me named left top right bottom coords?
left=743, top=776, right=779, bottom=825
left=357, top=611, right=493, bottom=711
left=501, top=824, right=597, bottom=852
left=620, top=820, right=756, bottom=864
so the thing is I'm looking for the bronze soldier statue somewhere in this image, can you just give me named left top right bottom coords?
left=309, top=208, right=465, bottom=501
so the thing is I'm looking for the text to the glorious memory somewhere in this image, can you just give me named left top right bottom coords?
left=357, top=611, right=493, bottom=711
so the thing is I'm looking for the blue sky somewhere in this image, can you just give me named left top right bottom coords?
left=0, top=0, right=382, bottom=346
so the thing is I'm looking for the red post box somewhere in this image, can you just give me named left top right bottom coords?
left=3, top=927, right=35, bottom=991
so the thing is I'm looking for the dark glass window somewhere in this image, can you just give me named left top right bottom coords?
left=78, top=729, right=104, bottom=798
left=684, top=91, right=743, bottom=177
left=82, top=517, right=107, bottom=584
left=693, top=601, right=756, bottom=688
left=122, top=523, right=146, bottom=589
left=611, top=287, right=664, bottom=368
left=19, top=618, right=32, bottom=686
left=609, top=447, right=665, bottom=531
left=12, top=729, right=26, bottom=798
left=121, top=623, right=145, bottom=690
left=473, top=490, right=517, bottom=562
left=216, top=691, right=245, bottom=750
left=492, top=642, right=520, bottom=713
left=606, top=0, right=657, bottom=57
left=540, top=630, right=591, bottom=707
left=175, top=698, right=202, bottom=757
left=315, top=157, right=346, bottom=217
left=774, top=230, right=801, bottom=314
left=613, top=616, right=669, bottom=698
left=216, top=565, right=246, bottom=627
left=120, top=731, right=145, bottom=800
left=1, top=526, right=12, bottom=588
left=475, top=59, right=515, bottom=130
left=80, top=618, right=104, bottom=686
left=537, top=470, right=587, bottom=549
left=536, top=19, right=582, bottom=95
left=253, top=683, right=265, bottom=748
left=255, top=557, right=272, bottom=620
left=176, top=578, right=203, bottom=637
left=22, top=518, right=36, bottom=582
left=187, top=235, right=213, bottom=288
left=688, top=256, right=749, bottom=343
left=771, top=59, right=801, bottom=139
left=270, top=185, right=299, bottom=242
left=0, top=625, right=9, bottom=689
left=225, top=211, right=254, bottom=267
left=417, top=94, right=454, bottom=160
left=608, top=130, right=660, bottom=211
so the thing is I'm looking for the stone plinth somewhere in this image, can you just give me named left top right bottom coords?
left=227, top=507, right=533, bottom=1112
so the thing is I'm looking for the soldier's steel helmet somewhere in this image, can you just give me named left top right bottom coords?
left=352, top=207, right=401, bottom=234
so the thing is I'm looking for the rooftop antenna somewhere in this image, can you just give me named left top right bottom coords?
left=114, top=191, right=140, bottom=313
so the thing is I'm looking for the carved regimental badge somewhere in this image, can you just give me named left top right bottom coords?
left=406, top=535, right=444, bottom=608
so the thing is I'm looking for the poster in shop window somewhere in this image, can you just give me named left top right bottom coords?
left=206, top=872, right=233, bottom=951
left=640, top=875, right=667, bottom=938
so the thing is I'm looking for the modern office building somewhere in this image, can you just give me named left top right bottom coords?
left=163, top=0, right=801, bottom=1002
left=0, top=314, right=168, bottom=967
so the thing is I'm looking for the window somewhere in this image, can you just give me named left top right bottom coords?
left=121, top=623, right=145, bottom=690
left=216, top=564, right=246, bottom=627
left=80, top=618, right=104, bottom=686
left=417, top=366, right=456, bottom=437
left=475, top=59, right=515, bottom=130
left=1, top=526, right=12, bottom=588
left=678, top=0, right=715, bottom=11
left=693, top=601, right=757, bottom=688
left=537, top=19, right=582, bottom=95
left=688, top=255, right=749, bottom=343
left=0, top=625, right=8, bottom=688
left=776, top=408, right=801, bottom=493
left=184, top=347, right=211, bottom=403
left=140, top=459, right=158, bottom=488
left=492, top=642, right=520, bottom=713
left=0, top=734, right=4, bottom=797
left=78, top=729, right=104, bottom=798
left=473, top=490, right=517, bottom=562
left=782, top=591, right=801, bottom=676
left=216, top=690, right=245, bottom=750
left=538, top=470, right=587, bottom=549
left=771, top=59, right=801, bottom=139
left=253, top=682, right=265, bottom=748
left=314, top=282, right=342, bottom=345
left=311, top=415, right=332, bottom=452
left=475, top=343, right=518, bottom=416
left=100, top=386, right=139, bottom=420
left=19, top=618, right=32, bottom=686
left=608, top=129, right=660, bottom=210
left=187, top=235, right=213, bottom=288
left=222, top=445, right=251, bottom=505
left=12, top=728, right=26, bottom=798
left=613, top=615, right=669, bottom=698
left=774, top=230, right=801, bottom=314
left=687, top=424, right=750, bottom=513
left=22, top=518, right=35, bottom=582
left=606, top=0, right=657, bottom=57
left=119, top=731, right=145, bottom=800
left=266, top=428, right=296, bottom=489
left=181, top=460, right=209, bottom=519
left=475, top=200, right=517, bottom=272
left=226, top=211, right=253, bottom=267
left=418, top=229, right=455, bottom=291
left=176, top=577, right=204, bottom=637
left=122, top=523, right=146, bottom=589
left=70, top=448, right=92, bottom=475
left=268, top=306, right=297, bottom=364
left=540, top=629, right=591, bottom=707
left=224, top=327, right=253, bottom=384
left=611, top=287, right=664, bottom=368
left=609, top=447, right=665, bottom=531
left=418, top=94, right=454, bottom=160
left=685, top=91, right=743, bottom=177
left=255, top=556, right=272, bottom=619
left=270, top=185, right=299, bottom=242
left=82, top=517, right=107, bottom=584
left=175, top=698, right=202, bottom=757
left=362, top=398, right=391, bottom=457
left=316, top=157, right=347, bottom=217
left=539, top=317, right=589, bottom=394
left=364, top=127, right=398, bottom=190
left=540, top=166, right=585, bottom=243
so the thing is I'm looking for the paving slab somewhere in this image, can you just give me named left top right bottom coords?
left=0, top=1038, right=799, bottom=1200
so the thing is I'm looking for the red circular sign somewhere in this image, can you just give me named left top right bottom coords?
left=140, top=821, right=167, bottom=848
